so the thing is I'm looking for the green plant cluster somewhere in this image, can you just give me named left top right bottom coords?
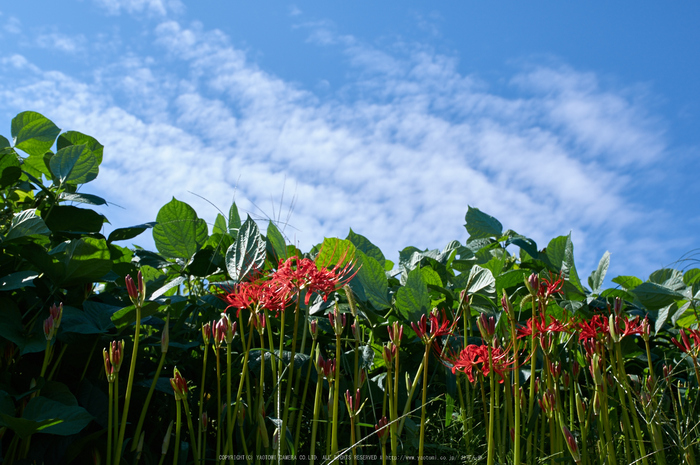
left=1, top=111, right=699, bottom=464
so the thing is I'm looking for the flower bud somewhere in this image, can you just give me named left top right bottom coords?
left=501, top=291, right=514, bottom=319
left=560, top=423, right=581, bottom=463
left=525, top=273, right=539, bottom=296
left=43, top=315, right=55, bottom=341
left=170, top=367, right=188, bottom=401
left=310, top=319, right=318, bottom=340
left=49, top=303, right=63, bottom=330
left=110, top=340, right=124, bottom=373
left=202, top=322, right=211, bottom=345
left=162, top=420, right=174, bottom=455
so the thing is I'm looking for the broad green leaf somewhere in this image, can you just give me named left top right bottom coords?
left=464, top=206, right=503, bottom=240
left=395, top=267, right=430, bottom=322
left=316, top=238, right=356, bottom=269
left=0, top=135, right=10, bottom=149
left=20, top=396, right=92, bottom=436
left=465, top=265, right=496, bottom=296
left=588, top=251, right=611, bottom=293
left=59, top=192, right=107, bottom=205
left=4, top=209, right=51, bottom=241
left=225, top=216, right=266, bottom=282
left=356, top=251, right=390, bottom=310
left=22, top=151, right=53, bottom=178
left=505, top=233, right=538, bottom=259
left=57, top=130, right=103, bottom=162
left=153, top=198, right=208, bottom=260
left=62, top=237, right=112, bottom=285
left=496, top=269, right=529, bottom=292
left=266, top=220, right=287, bottom=262
left=111, top=300, right=162, bottom=329
left=0, top=271, right=39, bottom=290
left=0, top=297, right=46, bottom=355
left=213, top=213, right=227, bottom=235
left=61, top=302, right=117, bottom=335
left=150, top=276, right=187, bottom=300
left=546, top=233, right=583, bottom=292
left=420, top=266, right=443, bottom=288
left=631, top=282, right=684, bottom=310
left=228, top=202, right=241, bottom=235
left=649, top=268, right=685, bottom=291
left=45, top=205, right=105, bottom=234
left=108, top=222, right=156, bottom=243
left=612, top=275, right=642, bottom=291
left=0, top=151, right=21, bottom=188
left=655, top=302, right=677, bottom=334
left=11, top=111, right=61, bottom=157
left=49, top=144, right=86, bottom=184
left=683, top=269, right=700, bottom=286
left=347, top=229, right=385, bottom=266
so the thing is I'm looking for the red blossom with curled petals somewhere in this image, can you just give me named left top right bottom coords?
left=445, top=343, right=513, bottom=383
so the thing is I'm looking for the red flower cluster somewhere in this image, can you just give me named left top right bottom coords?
left=672, top=328, right=700, bottom=357
left=221, top=254, right=357, bottom=317
left=517, top=313, right=569, bottom=338
left=448, top=344, right=513, bottom=383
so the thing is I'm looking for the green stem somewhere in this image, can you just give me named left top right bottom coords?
left=331, top=331, right=341, bottom=457
left=418, top=345, right=430, bottom=465
left=487, top=344, right=495, bottom=465
left=310, top=362, right=323, bottom=465
left=183, top=399, right=200, bottom=460
left=281, top=300, right=301, bottom=456
left=174, top=400, right=182, bottom=465
left=293, top=339, right=317, bottom=454
left=107, top=381, right=114, bottom=465
left=115, top=305, right=142, bottom=465
left=198, top=341, right=210, bottom=464
left=132, top=351, right=166, bottom=452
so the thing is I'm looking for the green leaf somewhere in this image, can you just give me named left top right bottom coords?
left=225, top=216, right=266, bottom=282
left=683, top=269, right=700, bottom=286
left=108, top=222, right=156, bottom=243
left=0, top=151, right=21, bottom=188
left=61, top=302, right=117, bottom=335
left=631, top=282, right=684, bottom=310
left=20, top=396, right=92, bottom=436
left=59, top=192, right=107, bottom=205
left=395, top=267, right=430, bottom=322
left=45, top=206, right=105, bottom=234
left=0, top=271, right=39, bottom=290
left=266, top=221, right=287, bottom=262
left=61, top=237, right=112, bottom=285
left=655, top=302, right=677, bottom=334
left=4, top=209, right=51, bottom=241
left=648, top=268, right=685, bottom=291
left=57, top=130, right=103, bottom=163
left=496, top=269, right=529, bottom=293
left=546, top=233, right=583, bottom=292
left=504, top=233, right=538, bottom=259
left=111, top=301, right=162, bottom=329
left=11, top=111, right=61, bottom=157
left=347, top=229, right=385, bottom=266
left=465, top=265, right=496, bottom=296
left=316, top=238, right=356, bottom=269
left=0, top=297, right=46, bottom=355
left=213, top=213, right=227, bottom=235
left=153, top=198, right=208, bottom=260
left=356, top=251, right=390, bottom=310
left=420, top=266, right=443, bottom=288
left=49, top=144, right=86, bottom=184
left=228, top=202, right=241, bottom=235
left=612, top=275, right=642, bottom=291
left=588, top=251, right=611, bottom=293
left=464, top=206, right=503, bottom=240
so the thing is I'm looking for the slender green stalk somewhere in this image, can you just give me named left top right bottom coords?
left=418, top=344, right=430, bottom=465
left=281, top=300, right=301, bottom=455
left=486, top=344, right=495, bottom=465
left=293, top=338, right=317, bottom=453
left=107, top=381, right=113, bottom=465
left=132, top=351, right=166, bottom=452
left=114, top=305, right=141, bottom=465
left=198, top=334, right=210, bottom=464
left=182, top=399, right=200, bottom=461
left=310, top=358, right=323, bottom=465
left=331, top=329, right=341, bottom=457
left=215, top=347, right=222, bottom=462
left=173, top=400, right=182, bottom=465
left=225, top=339, right=233, bottom=458
left=48, top=343, right=67, bottom=380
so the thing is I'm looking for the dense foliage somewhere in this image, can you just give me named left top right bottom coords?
left=1, top=111, right=699, bottom=464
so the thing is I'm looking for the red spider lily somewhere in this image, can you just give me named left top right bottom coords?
left=221, top=277, right=291, bottom=317
left=448, top=343, right=513, bottom=383
left=103, top=348, right=115, bottom=382
left=578, top=314, right=610, bottom=341
left=275, top=253, right=358, bottom=305
left=43, top=315, right=55, bottom=341
left=609, top=314, right=645, bottom=341
left=517, top=312, right=569, bottom=338
left=382, top=343, right=397, bottom=365
left=538, top=271, right=564, bottom=299
left=672, top=328, right=700, bottom=357
left=344, top=388, right=364, bottom=417
left=109, top=340, right=124, bottom=373
left=412, top=310, right=458, bottom=345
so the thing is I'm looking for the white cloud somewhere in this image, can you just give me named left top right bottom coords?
left=0, top=17, right=672, bottom=280
left=2, top=14, right=21, bottom=34
left=92, top=0, right=184, bottom=17
left=35, top=32, right=87, bottom=53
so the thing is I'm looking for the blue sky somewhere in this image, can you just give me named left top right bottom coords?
left=1, top=0, right=699, bottom=283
